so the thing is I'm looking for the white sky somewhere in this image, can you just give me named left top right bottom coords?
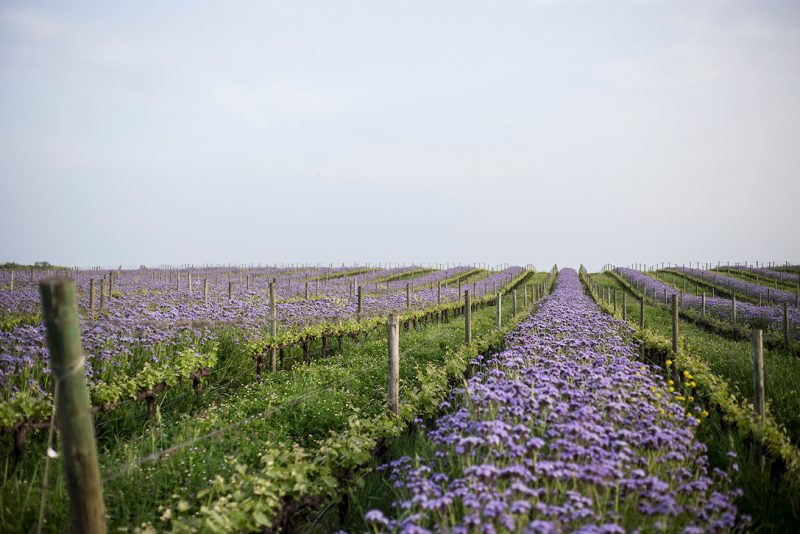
left=1, top=0, right=798, bottom=271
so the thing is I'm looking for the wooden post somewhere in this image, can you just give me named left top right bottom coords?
left=188, top=273, right=192, bottom=296
left=387, top=313, right=399, bottom=414
left=783, top=302, right=790, bottom=347
left=228, top=281, right=233, bottom=301
left=406, top=283, right=410, bottom=309
left=671, top=294, right=679, bottom=355
left=305, top=281, right=309, bottom=299
left=613, top=288, right=617, bottom=313
left=732, top=294, right=737, bottom=325
left=203, top=278, right=208, bottom=305
left=99, top=278, right=106, bottom=309
left=639, top=296, right=644, bottom=328
left=701, top=293, right=706, bottom=317
left=270, top=280, right=277, bottom=372
left=464, top=290, right=472, bottom=345
left=622, top=292, right=627, bottom=321
left=437, top=281, right=441, bottom=305
left=513, top=289, right=517, bottom=316
left=458, top=280, right=462, bottom=300
left=496, top=293, right=502, bottom=328
left=523, top=285, right=528, bottom=307
left=89, top=279, right=95, bottom=310
left=357, top=286, right=363, bottom=318
left=751, top=329, right=765, bottom=423
left=39, top=279, right=106, bottom=534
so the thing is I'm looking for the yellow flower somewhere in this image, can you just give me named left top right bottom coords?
left=688, top=396, right=694, bottom=402
left=667, top=380, right=674, bottom=386
left=669, top=387, right=675, bottom=393
left=677, top=395, right=685, bottom=401
left=702, top=410, right=709, bottom=417
left=640, top=366, right=647, bottom=372
left=659, top=407, right=665, bottom=415
left=666, top=360, right=672, bottom=367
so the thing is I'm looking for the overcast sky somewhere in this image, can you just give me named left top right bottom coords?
left=1, top=0, right=798, bottom=271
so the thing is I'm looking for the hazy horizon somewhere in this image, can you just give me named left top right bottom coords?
left=2, top=1, right=798, bottom=271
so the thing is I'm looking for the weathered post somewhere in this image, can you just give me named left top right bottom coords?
left=622, top=292, right=627, bottom=321
left=783, top=302, right=790, bottom=348
left=203, top=278, right=208, bottom=305
left=406, top=283, right=410, bottom=309
left=99, top=277, right=106, bottom=309
left=464, top=290, right=472, bottom=345
left=639, top=296, right=645, bottom=328
left=701, top=292, right=706, bottom=317
left=496, top=293, right=502, bottom=328
left=523, top=285, right=528, bottom=307
left=613, top=288, right=617, bottom=314
left=671, top=294, right=679, bottom=355
left=40, top=279, right=106, bottom=534
left=228, top=281, right=233, bottom=301
left=752, top=329, right=765, bottom=423
left=387, top=313, right=399, bottom=414
left=437, top=281, right=441, bottom=305
left=305, top=281, right=309, bottom=299
left=89, top=279, right=95, bottom=311
left=732, top=294, right=737, bottom=325
left=9, top=270, right=14, bottom=290
left=270, top=279, right=277, bottom=372
left=357, top=286, right=363, bottom=318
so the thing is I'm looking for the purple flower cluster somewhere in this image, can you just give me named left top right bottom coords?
left=717, top=265, right=800, bottom=286
left=672, top=267, right=797, bottom=306
left=367, top=269, right=744, bottom=532
left=616, top=268, right=799, bottom=337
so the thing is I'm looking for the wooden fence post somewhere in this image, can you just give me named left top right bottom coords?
left=639, top=296, right=644, bottom=328
left=752, top=329, right=765, bottom=423
left=622, top=292, right=627, bottom=321
left=357, top=286, right=362, bottom=318
left=464, top=290, right=472, bottom=345
left=228, top=281, right=233, bottom=301
left=732, top=294, right=737, bottom=325
left=513, top=289, right=517, bottom=316
left=40, top=279, right=106, bottom=534
left=783, top=303, right=790, bottom=347
left=387, top=313, right=399, bottom=414
left=203, top=278, right=208, bottom=305
left=89, top=279, right=95, bottom=311
left=406, top=283, right=410, bottom=309
left=701, top=293, right=706, bottom=317
left=437, top=281, right=441, bottom=305
left=99, top=277, right=106, bottom=309
left=496, top=293, right=502, bottom=328
left=270, top=279, right=277, bottom=372
left=671, top=294, right=679, bottom=355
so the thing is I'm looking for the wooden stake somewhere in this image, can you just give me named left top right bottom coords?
left=751, top=329, right=765, bottom=423
left=496, top=293, right=502, bottom=328
left=622, top=292, right=627, bottom=321
left=387, top=313, right=399, bottom=414
left=203, top=278, right=208, bottom=305
left=89, top=279, right=95, bottom=310
left=357, top=286, right=363, bottom=318
left=513, top=289, right=517, bottom=316
left=701, top=293, right=706, bottom=317
left=464, top=290, right=472, bottom=345
left=671, top=294, right=679, bottom=355
left=228, top=281, right=233, bottom=301
left=270, top=280, right=277, bottom=372
left=783, top=302, right=790, bottom=348
left=39, top=279, right=106, bottom=534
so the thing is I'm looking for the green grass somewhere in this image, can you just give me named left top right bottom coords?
left=590, top=272, right=800, bottom=530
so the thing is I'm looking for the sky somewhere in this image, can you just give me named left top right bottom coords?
left=1, top=0, right=798, bottom=272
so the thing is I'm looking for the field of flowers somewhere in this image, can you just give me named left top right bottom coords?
left=615, top=267, right=800, bottom=339
left=0, top=264, right=527, bottom=433
left=671, top=267, right=798, bottom=307
left=364, top=269, right=744, bottom=532
left=0, top=264, right=551, bottom=532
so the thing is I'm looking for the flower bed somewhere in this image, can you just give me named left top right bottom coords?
left=367, top=268, right=745, bottom=532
